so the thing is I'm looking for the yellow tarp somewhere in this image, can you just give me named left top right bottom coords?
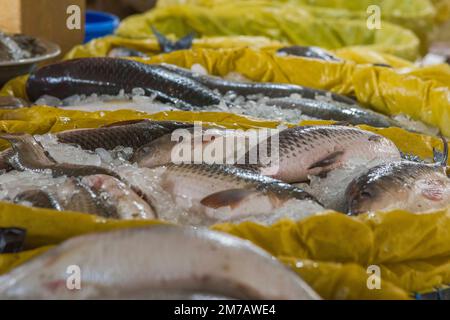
left=156, top=0, right=439, bottom=53
left=116, top=3, right=421, bottom=60
left=65, top=34, right=418, bottom=69
left=0, top=107, right=448, bottom=300
left=432, top=0, right=450, bottom=23
left=65, top=35, right=286, bottom=60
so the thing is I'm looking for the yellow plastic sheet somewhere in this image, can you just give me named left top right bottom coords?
left=156, top=0, right=438, bottom=53
left=432, top=0, right=450, bottom=23
left=0, top=107, right=448, bottom=299
left=65, top=35, right=285, bottom=60
left=64, top=34, right=417, bottom=70
left=116, top=3, right=420, bottom=60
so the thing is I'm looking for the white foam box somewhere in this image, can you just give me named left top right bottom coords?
left=0, top=0, right=86, bottom=57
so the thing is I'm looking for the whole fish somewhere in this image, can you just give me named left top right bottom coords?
left=56, top=119, right=193, bottom=151
left=155, top=163, right=322, bottom=222
left=345, top=138, right=450, bottom=215
left=277, top=46, right=341, bottom=62
left=265, top=97, right=399, bottom=128
left=0, top=225, right=320, bottom=299
left=0, top=133, right=121, bottom=179
left=13, top=175, right=156, bottom=219
left=26, top=58, right=223, bottom=109
left=155, top=63, right=357, bottom=105
left=239, top=126, right=402, bottom=183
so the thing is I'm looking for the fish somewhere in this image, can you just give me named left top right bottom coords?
left=345, top=137, right=450, bottom=215
left=56, top=119, right=193, bottom=151
left=0, top=133, right=121, bottom=179
left=277, top=46, right=341, bottom=62
left=13, top=175, right=156, bottom=219
left=264, top=97, right=399, bottom=128
left=155, top=63, right=358, bottom=105
left=131, top=126, right=237, bottom=168
left=26, top=58, right=223, bottom=109
left=155, top=163, right=322, bottom=222
left=0, top=96, right=30, bottom=109
left=152, top=26, right=195, bottom=53
left=0, top=227, right=26, bottom=254
left=0, top=225, right=321, bottom=299
left=108, top=47, right=148, bottom=58
left=238, top=126, right=402, bottom=183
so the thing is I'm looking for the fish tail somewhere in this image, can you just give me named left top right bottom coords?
left=433, top=134, right=448, bottom=168
left=151, top=26, right=194, bottom=53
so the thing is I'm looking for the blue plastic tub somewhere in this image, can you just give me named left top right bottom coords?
left=84, top=10, right=120, bottom=43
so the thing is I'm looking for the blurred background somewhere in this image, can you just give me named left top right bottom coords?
left=87, top=0, right=157, bottom=18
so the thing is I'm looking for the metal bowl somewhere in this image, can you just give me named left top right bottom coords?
left=0, top=38, right=61, bottom=87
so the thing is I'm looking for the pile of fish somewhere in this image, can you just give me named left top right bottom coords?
left=0, top=31, right=46, bottom=62
left=0, top=52, right=449, bottom=300
left=0, top=120, right=448, bottom=225
left=13, top=56, right=440, bottom=136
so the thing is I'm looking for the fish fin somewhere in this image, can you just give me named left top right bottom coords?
left=102, top=119, right=148, bottom=128
left=433, top=134, right=448, bottom=167
left=308, top=151, right=344, bottom=170
left=152, top=26, right=176, bottom=53
left=173, top=32, right=195, bottom=51
left=152, top=26, right=194, bottom=53
left=200, top=189, right=257, bottom=209
left=421, top=180, right=445, bottom=201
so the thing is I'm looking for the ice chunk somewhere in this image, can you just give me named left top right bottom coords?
left=35, top=134, right=101, bottom=166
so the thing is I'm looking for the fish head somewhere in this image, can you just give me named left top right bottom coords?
left=345, top=169, right=406, bottom=215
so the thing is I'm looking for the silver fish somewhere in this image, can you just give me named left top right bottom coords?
left=265, top=97, right=399, bottom=128
left=345, top=138, right=450, bottom=215
left=239, top=126, right=402, bottom=183
left=156, top=163, right=322, bottom=222
left=0, top=225, right=321, bottom=300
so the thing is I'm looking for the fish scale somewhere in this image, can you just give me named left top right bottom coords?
left=56, top=120, right=193, bottom=151
left=239, top=126, right=402, bottom=183
left=0, top=226, right=320, bottom=299
left=346, top=160, right=450, bottom=214
left=26, top=58, right=223, bottom=108
left=164, top=163, right=317, bottom=202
